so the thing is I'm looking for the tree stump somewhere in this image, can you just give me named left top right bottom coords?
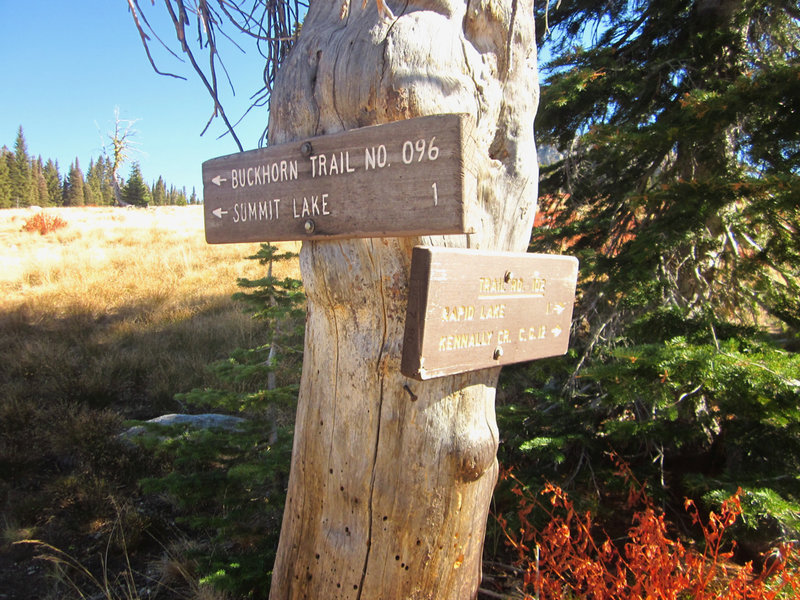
left=268, top=2, right=538, bottom=598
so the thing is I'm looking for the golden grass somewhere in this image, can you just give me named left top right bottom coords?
left=1, top=205, right=300, bottom=309
left=0, top=206, right=301, bottom=416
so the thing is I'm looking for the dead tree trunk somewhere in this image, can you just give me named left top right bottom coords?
left=267, top=2, right=538, bottom=598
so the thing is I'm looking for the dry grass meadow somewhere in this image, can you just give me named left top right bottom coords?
left=0, top=206, right=300, bottom=599
left=0, top=205, right=300, bottom=415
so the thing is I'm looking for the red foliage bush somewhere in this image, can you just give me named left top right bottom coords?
left=22, top=212, right=68, bottom=235
left=497, top=467, right=800, bottom=600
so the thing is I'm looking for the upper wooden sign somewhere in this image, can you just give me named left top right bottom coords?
left=202, top=114, right=478, bottom=244
left=401, top=247, right=579, bottom=380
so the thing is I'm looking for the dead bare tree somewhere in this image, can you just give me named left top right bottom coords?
left=129, top=2, right=540, bottom=598
left=103, top=107, right=140, bottom=207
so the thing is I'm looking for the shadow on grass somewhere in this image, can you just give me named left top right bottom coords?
left=0, top=293, right=267, bottom=587
left=0, top=293, right=262, bottom=416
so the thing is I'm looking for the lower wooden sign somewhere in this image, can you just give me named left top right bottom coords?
left=401, top=247, right=579, bottom=380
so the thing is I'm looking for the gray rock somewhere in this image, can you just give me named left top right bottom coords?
left=122, top=413, right=246, bottom=439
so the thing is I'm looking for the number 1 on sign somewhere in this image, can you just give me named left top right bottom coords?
left=432, top=182, right=438, bottom=206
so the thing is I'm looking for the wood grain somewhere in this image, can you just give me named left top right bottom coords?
left=203, top=114, right=478, bottom=243
left=265, top=2, right=540, bottom=599
left=402, top=247, right=578, bottom=380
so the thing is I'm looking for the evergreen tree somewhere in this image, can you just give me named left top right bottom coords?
left=10, top=126, right=32, bottom=207
left=535, top=0, right=800, bottom=332
left=62, top=159, right=85, bottom=206
left=151, top=175, right=167, bottom=206
left=189, top=187, right=198, bottom=204
left=122, top=162, right=150, bottom=207
left=33, top=157, right=48, bottom=206
left=166, top=184, right=188, bottom=206
left=0, top=147, right=11, bottom=208
left=84, top=158, right=103, bottom=206
left=140, top=244, right=303, bottom=596
left=94, top=155, right=115, bottom=205
left=43, top=159, right=61, bottom=206
left=512, top=0, right=800, bottom=539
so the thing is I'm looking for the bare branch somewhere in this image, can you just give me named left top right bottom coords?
left=127, top=1, right=394, bottom=147
left=126, top=0, right=311, bottom=148
left=127, top=0, right=186, bottom=79
left=163, top=0, right=244, bottom=151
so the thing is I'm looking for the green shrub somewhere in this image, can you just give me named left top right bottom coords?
left=135, top=244, right=304, bottom=598
left=496, top=308, right=800, bottom=554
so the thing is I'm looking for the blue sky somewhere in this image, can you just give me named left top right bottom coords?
left=0, top=0, right=271, bottom=199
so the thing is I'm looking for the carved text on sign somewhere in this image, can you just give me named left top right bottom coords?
left=202, top=114, right=478, bottom=243
left=401, top=248, right=579, bottom=380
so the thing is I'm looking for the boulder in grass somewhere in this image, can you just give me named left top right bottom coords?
left=122, top=412, right=246, bottom=440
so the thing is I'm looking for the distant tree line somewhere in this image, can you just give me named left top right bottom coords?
left=0, top=126, right=198, bottom=208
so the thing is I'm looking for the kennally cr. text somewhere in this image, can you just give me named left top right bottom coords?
left=438, top=330, right=493, bottom=352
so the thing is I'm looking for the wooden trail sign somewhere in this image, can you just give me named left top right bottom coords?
left=402, top=247, right=579, bottom=380
left=202, top=114, right=478, bottom=243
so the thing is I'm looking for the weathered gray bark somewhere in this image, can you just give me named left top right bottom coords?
left=267, top=2, right=538, bottom=598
